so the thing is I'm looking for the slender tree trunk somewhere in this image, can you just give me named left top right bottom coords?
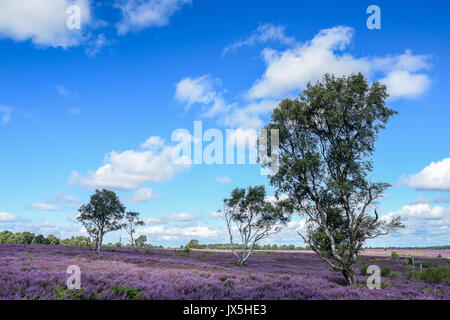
left=97, top=233, right=103, bottom=253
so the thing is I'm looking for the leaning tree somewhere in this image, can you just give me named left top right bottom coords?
left=260, top=73, right=404, bottom=285
left=77, top=189, right=126, bottom=253
left=221, top=185, right=291, bottom=265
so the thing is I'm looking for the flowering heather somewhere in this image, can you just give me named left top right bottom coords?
left=0, top=244, right=448, bottom=300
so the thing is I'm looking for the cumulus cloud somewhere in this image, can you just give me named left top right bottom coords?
left=0, top=212, right=18, bottom=222
left=380, top=204, right=450, bottom=243
left=216, top=176, right=231, bottom=184
left=211, top=211, right=222, bottom=218
left=0, top=106, right=12, bottom=124
left=122, top=187, right=160, bottom=203
left=174, top=75, right=230, bottom=117
left=115, top=0, right=191, bottom=35
left=0, top=0, right=92, bottom=48
left=26, top=203, right=62, bottom=211
left=379, top=71, right=430, bottom=99
left=69, top=136, right=191, bottom=190
left=404, top=158, right=450, bottom=191
left=223, top=23, right=294, bottom=55
left=246, top=26, right=430, bottom=100
left=222, top=99, right=278, bottom=129
left=54, top=192, right=80, bottom=204
left=141, top=136, right=165, bottom=150
left=165, top=213, right=195, bottom=221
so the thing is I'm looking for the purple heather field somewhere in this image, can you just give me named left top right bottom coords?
left=0, top=244, right=448, bottom=300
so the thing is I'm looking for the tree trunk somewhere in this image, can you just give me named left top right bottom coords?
left=342, top=266, right=357, bottom=286
left=97, top=234, right=103, bottom=253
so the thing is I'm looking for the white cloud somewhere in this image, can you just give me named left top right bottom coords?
left=211, top=211, right=222, bottom=218
left=0, top=106, right=12, bottom=124
left=246, top=26, right=430, bottom=100
left=115, top=0, right=191, bottom=35
left=0, top=212, right=18, bottom=222
left=0, top=0, right=92, bottom=48
left=223, top=23, right=294, bottom=55
left=165, top=212, right=195, bottom=221
left=26, top=203, right=62, bottom=211
left=139, top=224, right=218, bottom=238
left=85, top=33, right=109, bottom=57
left=381, top=204, right=450, bottom=242
left=122, top=187, right=160, bottom=203
left=70, top=136, right=191, bottom=190
left=222, top=99, right=278, bottom=129
left=142, top=217, right=161, bottom=224
left=54, top=192, right=80, bottom=203
left=379, top=71, right=430, bottom=99
left=141, top=136, right=164, bottom=150
left=216, top=176, right=231, bottom=184
left=405, top=158, right=450, bottom=191
left=174, top=75, right=230, bottom=117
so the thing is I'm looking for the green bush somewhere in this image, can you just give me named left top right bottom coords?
left=111, top=285, right=141, bottom=299
left=359, top=263, right=368, bottom=276
left=407, top=265, right=450, bottom=283
left=381, top=266, right=392, bottom=277
left=391, top=251, right=399, bottom=258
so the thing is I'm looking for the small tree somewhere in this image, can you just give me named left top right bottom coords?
left=77, top=189, right=125, bottom=253
left=186, top=239, right=200, bottom=249
left=135, top=235, right=147, bottom=248
left=122, top=211, right=144, bottom=247
left=221, top=185, right=291, bottom=265
left=261, top=73, right=404, bottom=285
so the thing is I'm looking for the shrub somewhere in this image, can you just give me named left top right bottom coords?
left=438, top=254, right=442, bottom=258
left=381, top=266, right=392, bottom=277
left=391, top=251, right=399, bottom=258
left=407, top=265, right=450, bottom=284
left=111, top=285, right=141, bottom=299
left=359, top=263, right=368, bottom=276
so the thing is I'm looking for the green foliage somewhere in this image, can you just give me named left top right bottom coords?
left=53, top=285, right=94, bottom=300
left=407, top=265, right=450, bottom=284
left=186, top=239, right=200, bottom=249
left=77, top=189, right=126, bottom=252
left=391, top=251, right=399, bottom=258
left=60, top=236, right=93, bottom=247
left=111, top=285, right=141, bottom=299
left=380, top=266, right=392, bottom=277
left=135, top=235, right=147, bottom=248
left=359, top=263, right=368, bottom=276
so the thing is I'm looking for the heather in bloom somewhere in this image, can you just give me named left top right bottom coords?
left=0, top=244, right=448, bottom=300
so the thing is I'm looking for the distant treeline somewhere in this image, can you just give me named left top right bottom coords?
left=183, top=242, right=307, bottom=251
left=366, top=245, right=450, bottom=250
left=0, top=231, right=162, bottom=248
left=1, top=231, right=449, bottom=250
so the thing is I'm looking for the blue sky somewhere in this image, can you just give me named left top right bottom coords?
left=0, top=0, right=449, bottom=247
